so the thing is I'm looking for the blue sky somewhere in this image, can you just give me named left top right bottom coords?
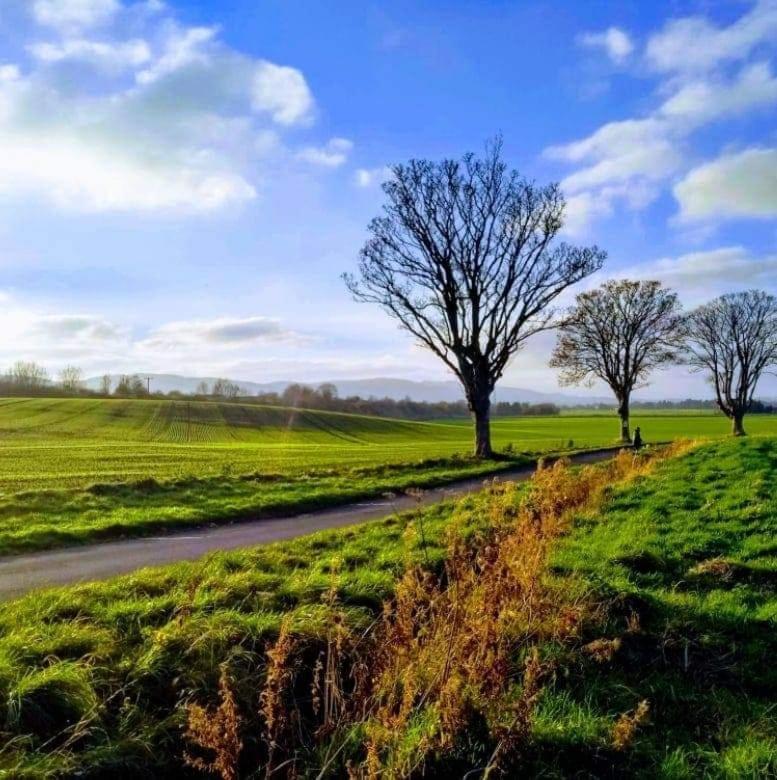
left=0, top=0, right=775, bottom=397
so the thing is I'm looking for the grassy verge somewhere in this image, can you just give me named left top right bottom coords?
left=530, top=436, right=777, bottom=777
left=0, top=454, right=528, bottom=556
left=0, top=438, right=773, bottom=776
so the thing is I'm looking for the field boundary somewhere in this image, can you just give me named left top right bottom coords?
left=0, top=445, right=637, bottom=601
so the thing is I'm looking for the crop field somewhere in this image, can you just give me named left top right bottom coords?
left=0, top=438, right=773, bottom=776
left=2, top=397, right=776, bottom=492
left=0, top=397, right=775, bottom=555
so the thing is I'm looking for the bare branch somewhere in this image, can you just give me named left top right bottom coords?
left=343, top=139, right=605, bottom=456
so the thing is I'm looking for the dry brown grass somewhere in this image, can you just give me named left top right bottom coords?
left=185, top=444, right=690, bottom=778
left=184, top=669, right=243, bottom=780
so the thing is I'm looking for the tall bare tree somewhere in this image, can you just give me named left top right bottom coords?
left=550, top=280, right=684, bottom=442
left=10, top=361, right=48, bottom=392
left=59, top=365, right=84, bottom=393
left=100, top=374, right=112, bottom=395
left=684, top=290, right=777, bottom=436
left=343, top=141, right=605, bottom=456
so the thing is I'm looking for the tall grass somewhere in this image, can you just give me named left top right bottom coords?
left=185, top=446, right=687, bottom=777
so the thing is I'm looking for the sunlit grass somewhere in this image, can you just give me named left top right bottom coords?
left=0, top=438, right=773, bottom=775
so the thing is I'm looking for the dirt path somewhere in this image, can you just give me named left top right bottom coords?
left=0, top=448, right=621, bottom=601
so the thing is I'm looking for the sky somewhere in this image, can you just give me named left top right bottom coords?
left=0, top=0, right=775, bottom=399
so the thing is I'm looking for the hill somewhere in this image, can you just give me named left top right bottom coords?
left=85, top=373, right=612, bottom=405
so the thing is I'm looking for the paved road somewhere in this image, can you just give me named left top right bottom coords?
left=0, top=448, right=621, bottom=601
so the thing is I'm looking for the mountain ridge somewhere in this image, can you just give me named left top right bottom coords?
left=85, top=373, right=613, bottom=406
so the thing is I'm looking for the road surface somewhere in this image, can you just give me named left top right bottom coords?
left=0, top=447, right=621, bottom=601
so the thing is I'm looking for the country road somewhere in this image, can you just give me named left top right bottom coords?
left=0, top=447, right=623, bottom=601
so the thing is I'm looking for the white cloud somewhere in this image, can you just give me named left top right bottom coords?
left=0, top=127, right=257, bottom=212
left=354, top=166, right=392, bottom=187
left=28, top=38, right=151, bottom=70
left=251, top=61, right=314, bottom=126
left=140, top=316, right=305, bottom=351
left=618, top=246, right=777, bottom=306
left=135, top=25, right=216, bottom=85
left=658, top=61, right=777, bottom=126
left=29, top=314, right=124, bottom=341
left=296, top=137, right=353, bottom=167
left=674, top=147, right=777, bottom=221
left=0, top=64, right=20, bottom=81
left=550, top=1, right=777, bottom=233
left=646, top=0, right=777, bottom=74
left=0, top=4, right=328, bottom=213
left=32, top=0, right=120, bottom=33
left=579, top=27, right=634, bottom=64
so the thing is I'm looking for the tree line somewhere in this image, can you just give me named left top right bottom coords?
left=344, top=139, right=777, bottom=453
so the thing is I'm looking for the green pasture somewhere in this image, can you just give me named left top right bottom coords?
left=0, top=397, right=774, bottom=554
left=0, top=437, right=773, bottom=776
left=1, top=397, right=775, bottom=492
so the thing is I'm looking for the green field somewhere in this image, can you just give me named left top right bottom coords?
left=0, top=397, right=775, bottom=555
left=2, top=397, right=776, bottom=491
left=0, top=438, right=773, bottom=776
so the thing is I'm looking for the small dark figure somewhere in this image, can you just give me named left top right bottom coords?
left=633, top=426, right=643, bottom=450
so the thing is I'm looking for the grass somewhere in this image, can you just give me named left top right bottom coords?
left=0, top=437, right=773, bottom=776
left=531, top=436, right=777, bottom=777
left=0, top=396, right=775, bottom=555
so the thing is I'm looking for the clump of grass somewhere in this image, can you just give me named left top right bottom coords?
left=6, top=662, right=98, bottom=745
left=611, top=699, right=650, bottom=751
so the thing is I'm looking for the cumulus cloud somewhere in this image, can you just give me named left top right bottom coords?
left=617, top=246, right=777, bottom=306
left=251, top=61, right=314, bottom=125
left=0, top=1, right=327, bottom=213
left=578, top=27, right=634, bottom=64
left=29, top=314, right=124, bottom=341
left=141, top=316, right=305, bottom=350
left=657, top=61, right=777, bottom=125
left=33, top=0, right=120, bottom=33
left=28, top=38, right=151, bottom=70
left=646, top=0, right=777, bottom=74
left=354, top=166, right=392, bottom=187
left=673, top=147, right=777, bottom=221
left=296, top=137, right=353, bottom=167
left=550, top=1, right=777, bottom=234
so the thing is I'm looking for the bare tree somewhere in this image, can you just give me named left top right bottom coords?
left=10, top=361, right=48, bottom=392
left=684, top=290, right=777, bottom=436
left=212, top=378, right=240, bottom=399
left=343, top=141, right=605, bottom=456
left=195, top=380, right=210, bottom=396
left=100, top=374, right=112, bottom=395
left=59, top=365, right=84, bottom=394
left=550, top=280, right=684, bottom=442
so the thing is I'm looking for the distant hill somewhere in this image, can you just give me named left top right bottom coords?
left=86, top=373, right=611, bottom=406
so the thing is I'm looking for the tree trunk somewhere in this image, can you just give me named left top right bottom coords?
left=617, top=396, right=631, bottom=443
left=472, top=397, right=493, bottom=458
left=732, top=413, right=746, bottom=437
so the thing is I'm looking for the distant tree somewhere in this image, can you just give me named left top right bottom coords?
left=344, top=140, right=604, bottom=456
left=684, top=290, right=777, bottom=436
left=131, top=375, right=147, bottom=396
left=212, top=378, right=240, bottom=399
left=114, top=374, right=146, bottom=397
left=317, top=383, right=338, bottom=408
left=282, top=383, right=312, bottom=407
left=114, top=375, right=133, bottom=396
left=195, top=380, right=210, bottom=396
left=59, top=365, right=84, bottom=393
left=100, top=374, right=112, bottom=395
left=10, top=361, right=49, bottom=392
left=550, top=280, right=684, bottom=442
